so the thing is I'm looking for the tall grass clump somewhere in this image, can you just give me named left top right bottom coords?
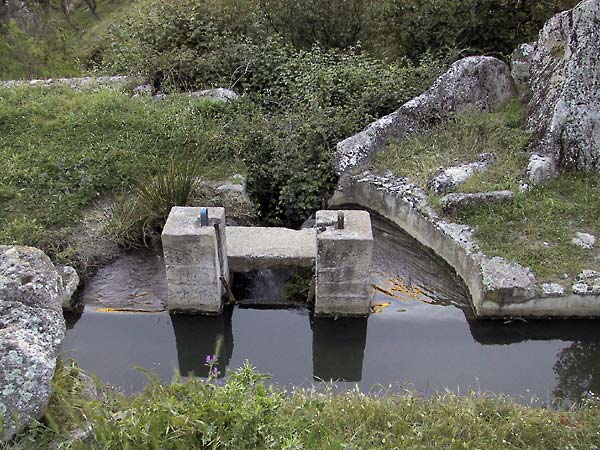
left=107, top=153, right=203, bottom=247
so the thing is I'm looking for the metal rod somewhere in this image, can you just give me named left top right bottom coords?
left=214, top=223, right=236, bottom=304
left=306, top=275, right=316, bottom=305
left=337, top=211, right=345, bottom=230
left=199, top=207, right=208, bottom=226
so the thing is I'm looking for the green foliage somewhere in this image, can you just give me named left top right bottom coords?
left=241, top=49, right=443, bottom=225
left=257, top=0, right=377, bottom=50
left=457, top=175, right=600, bottom=283
left=283, top=267, right=313, bottom=302
left=6, top=361, right=600, bottom=449
left=381, top=0, right=581, bottom=60
left=0, top=18, right=79, bottom=79
left=107, top=154, right=204, bottom=247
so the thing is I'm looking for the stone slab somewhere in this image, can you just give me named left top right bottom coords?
left=226, top=227, right=316, bottom=272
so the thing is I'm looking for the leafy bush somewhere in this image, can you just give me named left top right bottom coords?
left=381, top=0, right=581, bottom=60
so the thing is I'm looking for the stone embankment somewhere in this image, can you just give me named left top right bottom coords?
left=0, top=246, right=78, bottom=442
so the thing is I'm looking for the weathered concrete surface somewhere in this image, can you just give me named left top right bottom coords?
left=335, top=56, right=517, bottom=174
left=226, top=227, right=316, bottom=272
left=0, top=246, right=67, bottom=442
left=330, top=172, right=600, bottom=318
left=439, top=190, right=515, bottom=214
left=162, top=207, right=228, bottom=314
left=524, top=0, right=600, bottom=179
left=315, top=210, right=373, bottom=317
left=428, top=153, right=496, bottom=194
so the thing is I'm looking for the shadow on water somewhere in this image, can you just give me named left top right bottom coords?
left=311, top=315, right=368, bottom=382
left=171, top=308, right=234, bottom=378
left=61, top=211, right=600, bottom=403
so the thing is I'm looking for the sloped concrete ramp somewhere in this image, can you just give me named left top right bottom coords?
left=226, top=227, right=316, bottom=272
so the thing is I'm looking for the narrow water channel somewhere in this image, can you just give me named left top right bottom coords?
left=63, top=215, right=600, bottom=404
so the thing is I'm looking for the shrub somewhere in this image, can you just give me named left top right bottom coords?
left=380, top=0, right=581, bottom=61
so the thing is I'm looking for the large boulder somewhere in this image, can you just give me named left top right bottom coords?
left=335, top=56, right=517, bottom=174
left=0, top=246, right=70, bottom=442
left=523, top=0, right=600, bottom=180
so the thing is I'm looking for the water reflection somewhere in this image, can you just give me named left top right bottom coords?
left=554, top=342, right=600, bottom=403
left=311, top=315, right=368, bottom=382
left=171, top=308, right=234, bottom=378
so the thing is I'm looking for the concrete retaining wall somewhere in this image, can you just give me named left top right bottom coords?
left=330, top=172, right=600, bottom=318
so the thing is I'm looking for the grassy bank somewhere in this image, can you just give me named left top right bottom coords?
left=0, top=86, right=243, bottom=248
left=4, top=360, right=600, bottom=449
left=371, top=101, right=600, bottom=283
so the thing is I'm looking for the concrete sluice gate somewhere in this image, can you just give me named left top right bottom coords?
left=161, top=207, right=374, bottom=316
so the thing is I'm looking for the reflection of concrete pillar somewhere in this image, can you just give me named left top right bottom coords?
left=162, top=207, right=228, bottom=314
left=171, top=307, right=234, bottom=378
left=315, top=210, right=373, bottom=316
left=312, top=316, right=368, bottom=382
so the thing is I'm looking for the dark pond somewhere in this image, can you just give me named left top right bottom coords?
left=63, top=215, right=600, bottom=404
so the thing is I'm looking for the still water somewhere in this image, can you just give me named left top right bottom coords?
left=63, top=215, right=600, bottom=404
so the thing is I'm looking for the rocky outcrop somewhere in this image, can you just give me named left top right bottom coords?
left=186, top=88, right=239, bottom=103
left=439, top=190, right=515, bottom=214
left=510, top=43, right=535, bottom=93
left=572, top=232, right=596, bottom=250
left=428, top=153, right=496, bottom=194
left=0, top=246, right=71, bottom=442
left=523, top=0, right=600, bottom=180
left=335, top=56, right=517, bottom=174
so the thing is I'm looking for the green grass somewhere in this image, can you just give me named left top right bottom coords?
left=0, top=86, right=243, bottom=247
left=371, top=100, right=599, bottom=283
left=457, top=175, right=600, bottom=283
left=371, top=99, right=530, bottom=193
left=5, top=361, right=600, bottom=449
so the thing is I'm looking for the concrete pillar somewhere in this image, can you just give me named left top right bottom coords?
left=162, top=207, right=229, bottom=314
left=315, top=210, right=373, bottom=316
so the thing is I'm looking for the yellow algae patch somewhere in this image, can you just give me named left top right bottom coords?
left=372, top=275, right=436, bottom=304
left=93, top=307, right=164, bottom=314
left=372, top=302, right=392, bottom=314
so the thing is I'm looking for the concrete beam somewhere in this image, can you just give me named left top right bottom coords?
left=226, top=227, right=316, bottom=272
